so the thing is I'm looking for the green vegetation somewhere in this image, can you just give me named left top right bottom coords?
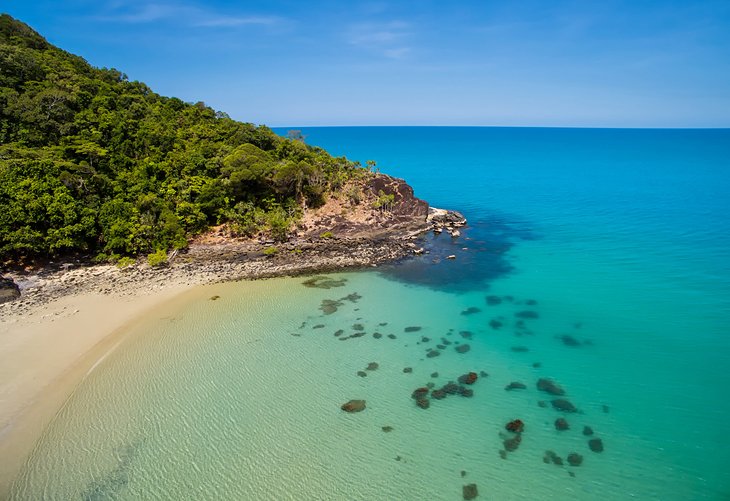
left=373, top=189, right=395, bottom=211
left=146, top=249, right=168, bottom=267
left=262, top=246, right=278, bottom=256
left=0, top=15, right=367, bottom=263
left=319, top=231, right=333, bottom=239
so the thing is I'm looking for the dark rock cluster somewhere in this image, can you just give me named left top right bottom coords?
left=537, top=378, right=565, bottom=396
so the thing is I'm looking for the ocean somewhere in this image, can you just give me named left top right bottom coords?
left=10, top=127, right=730, bottom=499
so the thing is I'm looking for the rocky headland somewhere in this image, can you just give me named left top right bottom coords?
left=0, top=174, right=465, bottom=315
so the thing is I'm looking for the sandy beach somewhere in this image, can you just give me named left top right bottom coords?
left=0, top=206, right=466, bottom=496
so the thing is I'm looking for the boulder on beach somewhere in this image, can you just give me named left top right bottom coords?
left=551, top=399, right=578, bottom=413
left=463, top=483, right=478, bottom=500
left=341, top=400, right=366, bottom=412
left=0, top=276, right=20, bottom=304
left=537, top=378, right=566, bottom=396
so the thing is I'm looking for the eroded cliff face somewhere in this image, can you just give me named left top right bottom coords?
left=282, top=173, right=430, bottom=239
left=366, top=174, right=430, bottom=218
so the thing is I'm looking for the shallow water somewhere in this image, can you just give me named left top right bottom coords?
left=11, top=127, right=730, bottom=499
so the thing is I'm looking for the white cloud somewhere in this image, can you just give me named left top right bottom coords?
left=347, top=21, right=412, bottom=59
left=95, top=1, right=284, bottom=29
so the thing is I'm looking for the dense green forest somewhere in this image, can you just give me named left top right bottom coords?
left=0, top=14, right=368, bottom=265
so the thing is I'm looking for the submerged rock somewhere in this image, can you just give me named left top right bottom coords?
left=461, top=307, right=482, bottom=315
left=320, top=299, right=342, bottom=314
left=485, top=295, right=502, bottom=305
left=505, top=382, right=527, bottom=391
left=552, top=399, right=578, bottom=413
left=403, top=367, right=413, bottom=373
left=352, top=323, right=365, bottom=331
left=411, top=387, right=430, bottom=399
left=489, top=319, right=503, bottom=330
left=303, top=276, right=347, bottom=289
left=515, top=310, right=539, bottom=319
left=588, top=438, right=604, bottom=453
left=559, top=334, right=582, bottom=347
left=458, top=372, right=478, bottom=385
left=366, top=362, right=379, bottom=371
left=463, top=483, right=478, bottom=500
left=421, top=336, right=431, bottom=343
left=537, top=401, right=547, bottom=408
left=387, top=334, right=397, bottom=339
left=442, top=383, right=461, bottom=395
left=426, top=349, right=441, bottom=358
left=313, top=324, right=325, bottom=329
left=357, top=371, right=367, bottom=377
left=555, top=418, right=570, bottom=431
left=431, top=372, right=439, bottom=378
left=334, top=329, right=344, bottom=337
left=582, top=426, right=594, bottom=436
left=373, top=332, right=382, bottom=339
left=382, top=426, right=394, bottom=433
left=544, top=450, right=563, bottom=466
left=503, top=434, right=522, bottom=452
left=455, top=344, right=471, bottom=354
left=436, top=344, right=446, bottom=350
left=511, top=346, right=529, bottom=352
left=459, top=331, right=473, bottom=339
left=567, top=453, right=583, bottom=466
left=405, top=326, right=422, bottom=332
left=209, top=295, right=220, bottom=301
left=431, top=389, right=447, bottom=400
left=505, top=419, right=525, bottom=433
left=341, top=400, right=366, bottom=412
left=416, top=398, right=430, bottom=409
left=537, top=378, right=566, bottom=396
left=479, top=371, right=489, bottom=377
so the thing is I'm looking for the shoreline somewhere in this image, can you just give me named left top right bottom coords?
left=0, top=209, right=466, bottom=495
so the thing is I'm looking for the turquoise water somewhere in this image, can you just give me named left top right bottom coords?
left=11, top=127, right=730, bottom=499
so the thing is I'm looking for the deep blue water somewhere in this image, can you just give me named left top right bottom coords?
left=275, top=126, right=730, bottom=497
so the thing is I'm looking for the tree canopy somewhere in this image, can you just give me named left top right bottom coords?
left=0, top=14, right=366, bottom=263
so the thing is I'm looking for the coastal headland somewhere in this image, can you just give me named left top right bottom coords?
left=0, top=171, right=465, bottom=495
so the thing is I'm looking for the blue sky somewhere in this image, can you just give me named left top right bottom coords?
left=3, top=0, right=730, bottom=127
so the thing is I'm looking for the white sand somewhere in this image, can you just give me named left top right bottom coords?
left=0, top=281, right=194, bottom=494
